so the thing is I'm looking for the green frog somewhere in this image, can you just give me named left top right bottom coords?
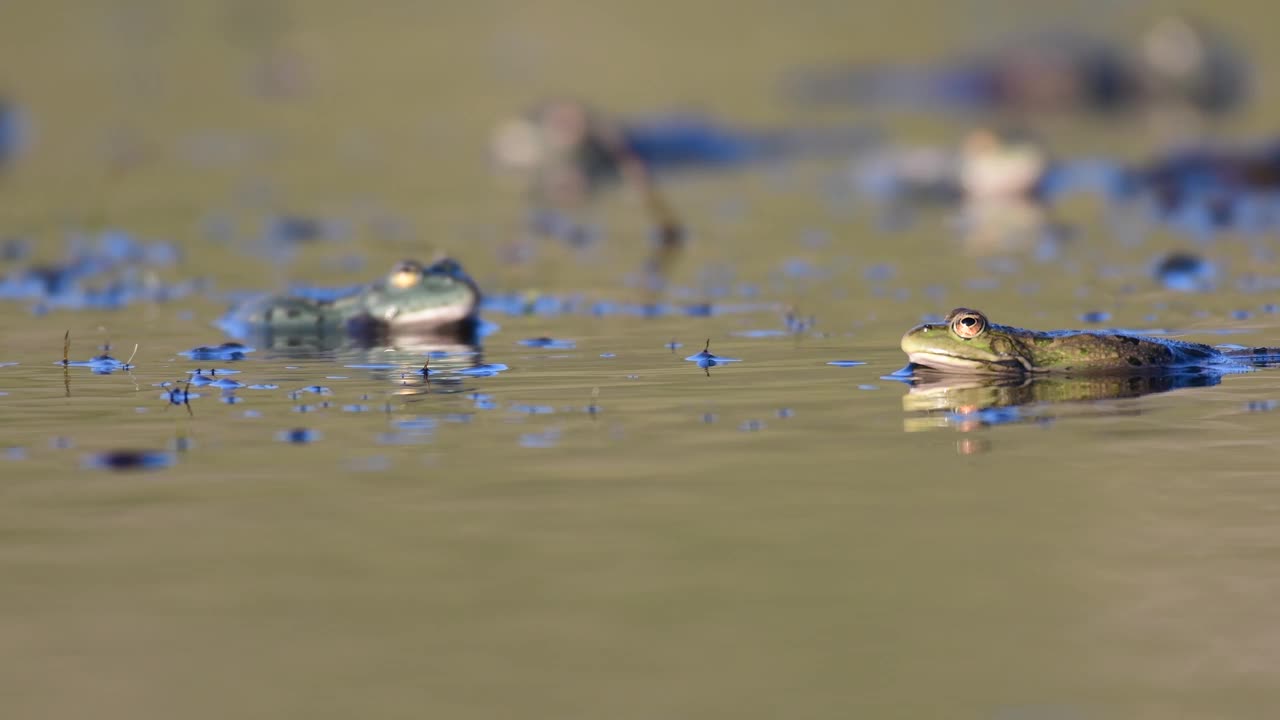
left=221, top=258, right=481, bottom=343
left=900, top=307, right=1278, bottom=374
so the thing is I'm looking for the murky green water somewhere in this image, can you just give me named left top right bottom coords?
left=4, top=2, right=1280, bottom=718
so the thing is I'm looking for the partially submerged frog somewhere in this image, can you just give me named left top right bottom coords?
left=220, top=257, right=481, bottom=344
left=901, top=308, right=1279, bottom=375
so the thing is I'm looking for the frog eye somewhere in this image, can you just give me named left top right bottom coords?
left=950, top=310, right=988, bottom=339
left=389, top=260, right=423, bottom=289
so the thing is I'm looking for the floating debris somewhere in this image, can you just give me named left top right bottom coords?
left=455, top=363, right=509, bottom=377
left=1154, top=252, right=1216, bottom=292
left=277, top=428, right=322, bottom=444
left=83, top=449, right=174, bottom=471
left=518, top=337, right=576, bottom=349
left=1, top=231, right=190, bottom=311
left=685, top=339, right=742, bottom=374
left=827, top=360, right=867, bottom=367
left=180, top=342, right=254, bottom=361
left=58, top=331, right=137, bottom=374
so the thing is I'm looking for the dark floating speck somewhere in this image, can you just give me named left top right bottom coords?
left=469, top=393, right=498, bottom=410
left=1246, top=400, right=1278, bottom=412
left=455, top=363, right=509, bottom=377
left=1079, top=311, right=1111, bottom=324
left=247, top=384, right=279, bottom=390
left=84, top=449, right=174, bottom=471
left=827, top=360, right=866, bottom=367
left=1154, top=252, right=1216, bottom=292
left=180, top=342, right=254, bottom=361
left=665, top=341, right=684, bottom=350
left=277, top=428, right=321, bottom=444
left=776, top=408, right=794, bottom=418
left=519, top=337, right=576, bottom=350
left=685, top=340, right=742, bottom=370
left=160, top=389, right=200, bottom=403
left=4, top=447, right=26, bottom=460
left=599, top=352, right=617, bottom=358
left=739, top=420, right=766, bottom=432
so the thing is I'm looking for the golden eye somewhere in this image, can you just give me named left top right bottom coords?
left=389, top=261, right=423, bottom=289
left=950, top=310, right=988, bottom=339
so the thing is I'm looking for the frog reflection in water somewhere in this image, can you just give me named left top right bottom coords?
left=897, top=371, right=1228, bottom=435
left=900, top=308, right=1280, bottom=375
left=221, top=257, right=481, bottom=348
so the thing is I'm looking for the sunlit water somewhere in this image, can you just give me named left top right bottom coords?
left=4, top=2, right=1280, bottom=719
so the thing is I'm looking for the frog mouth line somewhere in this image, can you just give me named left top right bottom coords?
left=388, top=297, right=478, bottom=327
left=906, top=350, right=1032, bottom=374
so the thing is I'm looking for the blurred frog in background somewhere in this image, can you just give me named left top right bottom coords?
left=787, top=14, right=1246, bottom=118
left=491, top=98, right=880, bottom=255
